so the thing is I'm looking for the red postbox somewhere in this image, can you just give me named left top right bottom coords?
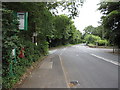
left=18, top=47, right=25, bottom=58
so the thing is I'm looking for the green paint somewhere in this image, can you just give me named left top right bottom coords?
left=9, top=62, right=13, bottom=77
left=24, top=12, right=28, bottom=30
left=17, top=12, right=28, bottom=30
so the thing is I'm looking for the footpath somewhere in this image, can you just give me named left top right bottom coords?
left=18, top=53, right=67, bottom=88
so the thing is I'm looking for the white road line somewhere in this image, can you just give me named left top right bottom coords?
left=49, top=49, right=58, bottom=54
left=50, top=62, right=53, bottom=69
left=40, top=61, right=53, bottom=69
left=58, top=55, right=70, bottom=88
left=91, top=54, right=120, bottom=66
left=60, top=48, right=67, bottom=56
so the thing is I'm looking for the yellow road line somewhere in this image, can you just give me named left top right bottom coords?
left=58, top=55, right=70, bottom=88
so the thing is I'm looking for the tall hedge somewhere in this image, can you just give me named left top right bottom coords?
left=2, top=6, right=48, bottom=88
left=2, top=2, right=82, bottom=88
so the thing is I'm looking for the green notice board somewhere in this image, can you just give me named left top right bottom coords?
left=17, top=12, right=28, bottom=30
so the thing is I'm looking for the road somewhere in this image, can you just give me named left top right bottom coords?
left=19, top=44, right=119, bottom=88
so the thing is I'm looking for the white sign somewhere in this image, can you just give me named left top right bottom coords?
left=17, top=13, right=25, bottom=30
left=12, top=49, right=16, bottom=56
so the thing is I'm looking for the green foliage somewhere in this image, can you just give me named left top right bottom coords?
left=97, top=39, right=108, bottom=46
left=2, top=3, right=49, bottom=88
left=37, top=41, right=49, bottom=55
left=2, top=2, right=83, bottom=88
left=2, top=8, right=21, bottom=88
left=98, top=2, right=120, bottom=47
left=53, top=15, right=72, bottom=39
left=70, top=29, right=82, bottom=44
left=83, top=25, right=105, bottom=39
left=84, top=34, right=108, bottom=46
left=84, top=34, right=101, bottom=44
left=88, top=43, right=96, bottom=47
left=83, top=25, right=94, bottom=34
left=49, top=15, right=82, bottom=47
left=47, top=0, right=84, bottom=18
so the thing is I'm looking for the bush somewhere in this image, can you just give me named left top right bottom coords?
left=97, top=40, right=108, bottom=46
left=82, top=40, right=86, bottom=43
left=2, top=8, right=49, bottom=88
left=37, top=41, right=49, bottom=55
left=84, top=34, right=101, bottom=44
left=3, top=39, right=49, bottom=88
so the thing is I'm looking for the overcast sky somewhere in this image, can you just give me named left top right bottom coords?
left=73, top=0, right=102, bottom=33
left=56, top=0, right=103, bottom=33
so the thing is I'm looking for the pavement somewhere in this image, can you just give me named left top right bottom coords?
left=19, top=44, right=119, bottom=88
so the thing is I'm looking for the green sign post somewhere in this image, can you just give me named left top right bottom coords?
left=17, top=12, right=28, bottom=30
left=8, top=12, right=28, bottom=76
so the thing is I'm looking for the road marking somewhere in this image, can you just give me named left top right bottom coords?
left=91, top=54, right=120, bottom=66
left=50, top=62, right=53, bottom=69
left=60, top=48, right=67, bottom=56
left=58, top=55, right=70, bottom=88
left=40, top=61, right=53, bottom=69
left=49, top=49, right=57, bottom=54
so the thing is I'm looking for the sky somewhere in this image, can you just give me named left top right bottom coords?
left=73, top=0, right=102, bottom=33
left=56, top=0, right=103, bottom=34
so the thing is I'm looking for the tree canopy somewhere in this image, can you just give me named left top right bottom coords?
left=83, top=25, right=105, bottom=39
left=98, top=2, right=120, bottom=47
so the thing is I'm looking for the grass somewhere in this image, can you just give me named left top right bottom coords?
left=88, top=43, right=96, bottom=47
left=87, top=43, right=118, bottom=50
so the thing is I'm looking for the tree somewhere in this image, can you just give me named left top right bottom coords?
left=83, top=25, right=95, bottom=35
left=98, top=2, right=120, bottom=47
left=2, top=2, right=52, bottom=88
left=47, top=0, right=85, bottom=18
left=84, top=34, right=101, bottom=44
left=83, top=25, right=105, bottom=39
left=49, top=15, right=82, bottom=46
left=2, top=2, right=84, bottom=88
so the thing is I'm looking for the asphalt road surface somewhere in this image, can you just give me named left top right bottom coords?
left=19, top=44, right=119, bottom=88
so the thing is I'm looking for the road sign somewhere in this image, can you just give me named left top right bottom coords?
left=17, top=12, right=28, bottom=30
